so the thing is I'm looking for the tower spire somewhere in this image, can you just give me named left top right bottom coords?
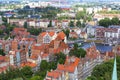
left=112, top=55, right=117, bottom=80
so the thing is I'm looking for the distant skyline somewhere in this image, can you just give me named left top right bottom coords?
left=1, top=0, right=120, bottom=2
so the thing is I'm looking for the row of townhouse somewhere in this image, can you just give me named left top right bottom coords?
left=27, top=19, right=69, bottom=28
left=9, top=19, right=69, bottom=28
left=0, top=27, right=115, bottom=78
left=45, top=42, right=111, bottom=80
left=1, top=41, right=113, bottom=74
left=0, top=28, right=38, bottom=72
left=11, top=27, right=30, bottom=38
left=0, top=55, right=9, bottom=73
left=45, top=56, right=80, bottom=80
left=86, top=25, right=120, bottom=40
left=0, top=29, right=69, bottom=73
left=93, top=14, right=120, bottom=21
left=78, top=45, right=103, bottom=80
left=0, top=40, right=11, bottom=54
left=29, top=31, right=69, bottom=64
left=37, top=31, right=67, bottom=44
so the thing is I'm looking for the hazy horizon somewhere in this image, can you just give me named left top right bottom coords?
left=1, top=0, right=120, bottom=2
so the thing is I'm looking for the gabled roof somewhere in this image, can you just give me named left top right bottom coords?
left=57, top=32, right=66, bottom=40
left=57, top=57, right=80, bottom=73
left=32, top=44, right=43, bottom=50
left=13, top=28, right=26, bottom=32
left=41, top=53, right=49, bottom=58
left=21, top=62, right=37, bottom=68
left=57, top=64, right=75, bottom=73
left=40, top=31, right=55, bottom=37
left=30, top=54, right=38, bottom=60
left=47, top=70, right=62, bottom=79
left=0, top=56, right=7, bottom=63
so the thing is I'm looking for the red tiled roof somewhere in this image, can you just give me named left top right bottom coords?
left=40, top=31, right=55, bottom=37
left=41, top=53, right=49, bottom=58
left=54, top=48, right=61, bottom=54
left=30, top=54, right=38, bottom=60
left=22, top=38, right=35, bottom=41
left=57, top=57, right=80, bottom=73
left=47, top=70, right=62, bottom=79
left=13, top=28, right=25, bottom=32
left=49, top=31, right=55, bottom=36
left=57, top=64, right=75, bottom=73
left=0, top=56, right=8, bottom=63
left=21, top=62, right=37, bottom=68
left=32, top=44, right=43, bottom=50
left=41, top=32, right=47, bottom=37
left=57, top=32, right=66, bottom=40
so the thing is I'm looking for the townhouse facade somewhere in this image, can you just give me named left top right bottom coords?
left=79, top=43, right=104, bottom=80
left=45, top=56, right=80, bottom=80
left=0, top=16, right=3, bottom=24
left=0, top=56, right=9, bottom=73
left=37, top=31, right=67, bottom=44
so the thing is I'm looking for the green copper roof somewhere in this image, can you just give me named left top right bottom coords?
left=112, top=57, right=117, bottom=80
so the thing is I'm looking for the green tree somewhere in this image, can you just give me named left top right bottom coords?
left=0, top=49, right=5, bottom=56
left=69, top=43, right=86, bottom=58
left=69, top=21, right=74, bottom=27
left=0, top=29, right=3, bottom=35
left=13, top=78, right=23, bottom=80
left=55, top=52, right=66, bottom=64
left=87, top=16, right=92, bottom=22
left=2, top=17, right=7, bottom=23
left=62, top=29, right=70, bottom=38
left=58, top=16, right=69, bottom=20
left=73, top=43, right=78, bottom=50
left=28, top=28, right=42, bottom=35
left=48, top=62, right=57, bottom=70
left=40, top=60, right=49, bottom=71
left=76, top=20, right=81, bottom=27
left=86, top=76, right=97, bottom=80
left=23, top=22, right=28, bottom=28
left=48, top=20, right=52, bottom=27
left=87, top=56, right=120, bottom=80
left=111, top=17, right=119, bottom=25
left=76, top=11, right=86, bottom=20
left=30, top=76, right=43, bottom=80
left=99, top=18, right=111, bottom=27
left=21, top=66, right=33, bottom=78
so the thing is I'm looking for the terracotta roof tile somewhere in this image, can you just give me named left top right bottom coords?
left=57, top=57, right=80, bottom=73
left=49, top=31, right=55, bottom=37
left=0, top=56, right=8, bottom=63
left=47, top=70, right=62, bottom=79
left=21, top=62, right=37, bottom=68
left=30, top=54, right=38, bottom=60
left=41, top=32, right=47, bottom=37
left=57, top=32, right=66, bottom=40
left=40, top=31, right=55, bottom=37
left=41, top=53, right=49, bottom=58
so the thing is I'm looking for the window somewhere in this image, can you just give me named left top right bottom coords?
left=0, top=44, right=2, bottom=49
left=43, top=35, right=51, bottom=43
